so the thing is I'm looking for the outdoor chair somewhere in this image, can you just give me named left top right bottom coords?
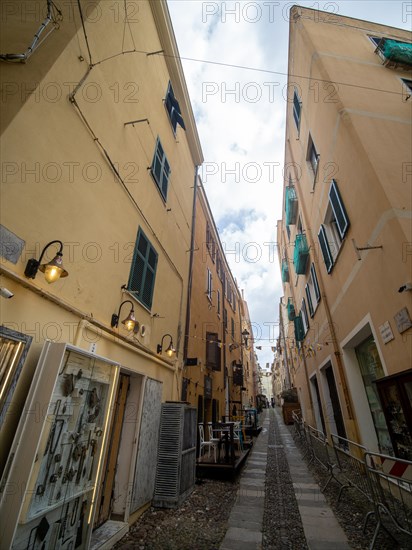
left=233, top=421, right=243, bottom=452
left=198, top=423, right=218, bottom=463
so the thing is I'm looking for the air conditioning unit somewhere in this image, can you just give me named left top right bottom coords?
left=153, top=402, right=197, bottom=508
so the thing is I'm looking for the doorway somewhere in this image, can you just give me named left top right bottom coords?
left=94, top=373, right=130, bottom=528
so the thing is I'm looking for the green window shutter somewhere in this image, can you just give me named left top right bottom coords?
left=287, top=298, right=296, bottom=321
left=311, top=263, right=321, bottom=302
left=294, top=314, right=305, bottom=342
left=318, top=225, right=333, bottom=273
left=165, top=81, right=186, bottom=132
left=329, top=179, right=350, bottom=239
left=151, top=138, right=170, bottom=201
left=128, top=229, right=158, bottom=309
left=293, top=90, right=301, bottom=130
left=306, top=284, right=314, bottom=317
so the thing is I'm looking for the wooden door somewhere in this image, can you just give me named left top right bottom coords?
left=94, top=373, right=130, bottom=528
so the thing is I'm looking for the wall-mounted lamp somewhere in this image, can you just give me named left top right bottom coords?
left=24, top=240, right=69, bottom=283
left=157, top=333, right=175, bottom=357
left=111, top=300, right=136, bottom=331
left=242, top=329, right=250, bottom=347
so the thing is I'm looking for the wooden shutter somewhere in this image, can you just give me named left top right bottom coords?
left=128, top=229, right=158, bottom=308
left=305, top=284, right=314, bottom=318
left=311, top=263, right=321, bottom=302
left=318, top=225, right=333, bottom=273
left=329, top=179, right=350, bottom=239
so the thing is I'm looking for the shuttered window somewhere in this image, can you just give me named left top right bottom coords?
left=306, top=284, right=314, bottom=318
left=329, top=179, right=350, bottom=240
left=318, top=179, right=350, bottom=274
left=306, top=263, right=321, bottom=318
left=127, top=228, right=158, bottom=309
left=318, top=224, right=333, bottom=273
left=151, top=138, right=170, bottom=201
left=293, top=89, right=302, bottom=131
left=165, top=81, right=186, bottom=133
left=206, top=332, right=221, bottom=371
left=301, top=299, right=310, bottom=335
left=311, top=263, right=321, bottom=302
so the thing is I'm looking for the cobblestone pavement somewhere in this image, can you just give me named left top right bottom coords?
left=263, top=410, right=308, bottom=549
left=114, top=409, right=411, bottom=549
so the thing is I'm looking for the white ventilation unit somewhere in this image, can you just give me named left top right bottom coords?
left=153, top=402, right=197, bottom=508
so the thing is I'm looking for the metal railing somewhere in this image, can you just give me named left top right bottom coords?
left=331, top=434, right=372, bottom=503
left=364, top=451, right=412, bottom=549
left=290, top=417, right=412, bottom=549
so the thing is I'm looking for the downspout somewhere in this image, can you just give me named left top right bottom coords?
left=183, top=167, right=199, bottom=368
left=237, top=292, right=244, bottom=409
left=222, top=274, right=228, bottom=419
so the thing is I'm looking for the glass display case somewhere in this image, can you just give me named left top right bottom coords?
left=376, top=370, right=412, bottom=460
left=355, top=336, right=394, bottom=455
left=0, top=342, right=119, bottom=550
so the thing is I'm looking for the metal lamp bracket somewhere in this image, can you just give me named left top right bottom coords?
left=352, top=239, right=383, bottom=261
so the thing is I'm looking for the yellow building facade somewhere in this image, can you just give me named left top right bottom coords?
left=0, top=1, right=202, bottom=547
left=278, top=7, right=412, bottom=458
left=183, top=179, right=257, bottom=425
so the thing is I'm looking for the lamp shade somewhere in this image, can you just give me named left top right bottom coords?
left=39, top=252, right=68, bottom=283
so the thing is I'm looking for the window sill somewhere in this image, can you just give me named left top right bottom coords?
left=122, top=289, right=153, bottom=315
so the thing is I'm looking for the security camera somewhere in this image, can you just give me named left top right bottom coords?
left=398, top=283, right=412, bottom=293
left=0, top=287, right=14, bottom=299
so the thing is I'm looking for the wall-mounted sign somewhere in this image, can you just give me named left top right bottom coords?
left=394, top=307, right=412, bottom=334
left=379, top=321, right=394, bottom=344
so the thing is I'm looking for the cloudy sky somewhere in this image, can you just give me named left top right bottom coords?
left=167, top=0, right=411, bottom=369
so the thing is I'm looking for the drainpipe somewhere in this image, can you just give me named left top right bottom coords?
left=183, top=166, right=199, bottom=372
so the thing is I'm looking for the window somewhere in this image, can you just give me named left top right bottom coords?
left=217, top=289, right=221, bottom=316
left=293, top=88, right=302, bottom=131
left=165, top=81, right=186, bottom=133
left=318, top=179, right=350, bottom=273
left=206, top=268, right=213, bottom=300
left=402, top=78, right=412, bottom=100
left=286, top=224, right=291, bottom=241
left=231, top=318, right=235, bottom=339
left=306, top=134, right=319, bottom=183
left=305, top=263, right=321, bottom=317
left=369, top=35, right=383, bottom=48
left=301, top=298, right=309, bottom=336
left=151, top=138, right=170, bottom=201
left=206, top=332, right=221, bottom=371
left=128, top=228, right=158, bottom=309
left=224, top=308, right=228, bottom=330
left=402, top=78, right=412, bottom=92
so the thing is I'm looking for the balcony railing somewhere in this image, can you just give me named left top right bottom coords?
left=287, top=298, right=296, bottom=321
left=285, top=186, right=298, bottom=225
left=281, top=259, right=289, bottom=283
left=293, top=234, right=309, bottom=275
